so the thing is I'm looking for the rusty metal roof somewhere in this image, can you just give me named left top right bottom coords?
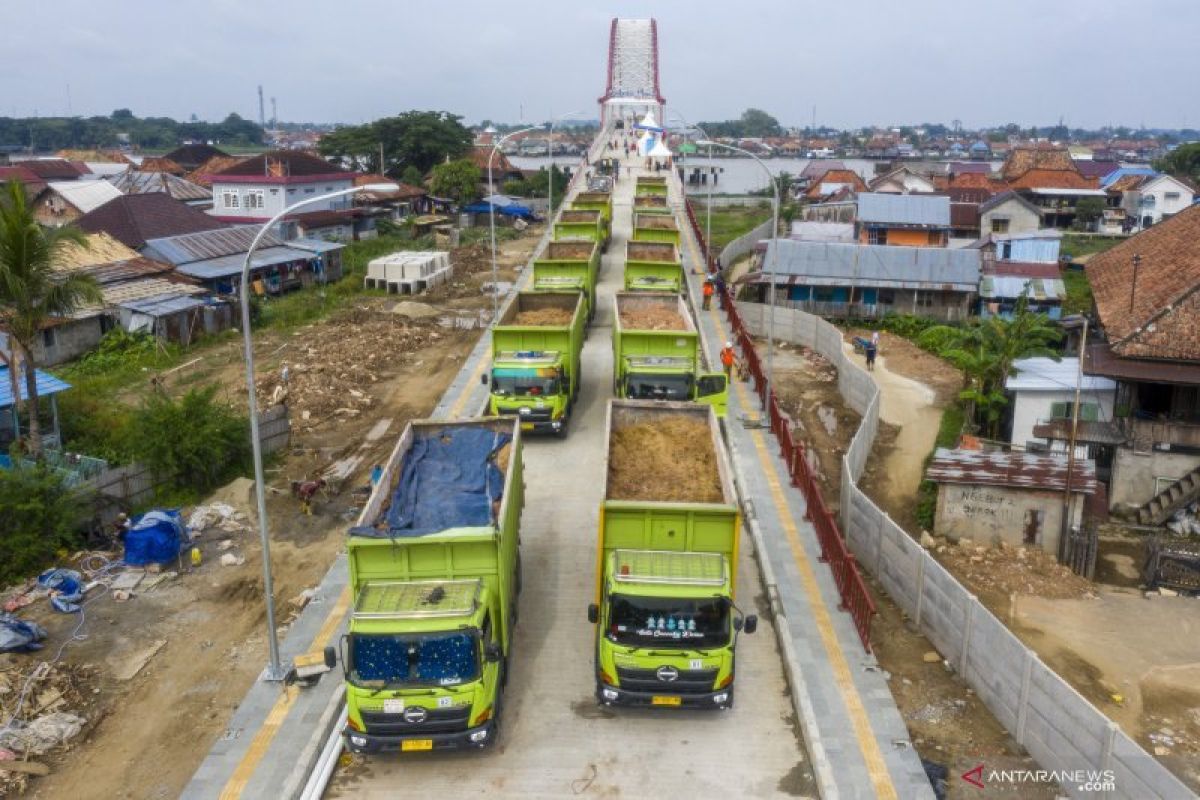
left=143, top=225, right=285, bottom=265
left=925, top=447, right=1097, bottom=493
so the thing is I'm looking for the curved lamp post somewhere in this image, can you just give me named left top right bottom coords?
left=547, top=110, right=584, bottom=220
left=487, top=125, right=545, bottom=320
left=697, top=139, right=780, bottom=410
left=239, top=181, right=396, bottom=681
left=666, top=112, right=715, bottom=272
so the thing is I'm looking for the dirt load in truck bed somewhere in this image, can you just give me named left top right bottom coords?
left=635, top=216, right=676, bottom=230
left=618, top=306, right=686, bottom=331
left=513, top=307, right=573, bottom=326
left=627, top=243, right=677, bottom=261
left=608, top=417, right=722, bottom=503
left=560, top=210, right=599, bottom=222
left=543, top=241, right=594, bottom=259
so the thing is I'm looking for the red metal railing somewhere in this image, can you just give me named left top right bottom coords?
left=685, top=199, right=876, bottom=652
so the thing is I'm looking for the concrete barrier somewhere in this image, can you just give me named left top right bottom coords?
left=735, top=300, right=1194, bottom=800
left=717, top=218, right=772, bottom=270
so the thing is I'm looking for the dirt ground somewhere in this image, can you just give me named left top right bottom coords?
left=0, top=230, right=545, bottom=799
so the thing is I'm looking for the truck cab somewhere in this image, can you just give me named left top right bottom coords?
left=488, top=350, right=570, bottom=434
left=336, top=579, right=505, bottom=752
left=589, top=550, right=754, bottom=709
left=621, top=356, right=727, bottom=417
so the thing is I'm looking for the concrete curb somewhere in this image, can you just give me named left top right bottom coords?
left=725, top=428, right=838, bottom=799
left=280, top=683, right=346, bottom=800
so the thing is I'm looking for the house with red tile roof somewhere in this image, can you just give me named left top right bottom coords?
left=1001, top=146, right=1105, bottom=229
left=803, top=168, right=868, bottom=201
left=1080, top=204, right=1200, bottom=511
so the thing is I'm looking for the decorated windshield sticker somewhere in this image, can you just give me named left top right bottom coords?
left=635, top=616, right=704, bottom=640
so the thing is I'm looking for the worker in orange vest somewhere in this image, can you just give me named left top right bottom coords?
left=720, top=341, right=737, bottom=377
left=702, top=278, right=715, bottom=310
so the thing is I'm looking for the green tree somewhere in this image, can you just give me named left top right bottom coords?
left=130, top=385, right=250, bottom=494
left=1154, top=142, right=1200, bottom=187
left=401, top=165, right=424, bottom=187
left=0, top=181, right=102, bottom=455
left=430, top=159, right=481, bottom=206
left=319, top=111, right=473, bottom=176
left=738, top=108, right=782, bottom=137
left=0, top=463, right=86, bottom=585
left=1073, top=197, right=1105, bottom=231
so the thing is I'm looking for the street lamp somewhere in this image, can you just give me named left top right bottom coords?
left=488, top=125, right=545, bottom=320
left=697, top=139, right=780, bottom=410
left=548, top=110, right=584, bottom=220
left=239, top=181, right=397, bottom=682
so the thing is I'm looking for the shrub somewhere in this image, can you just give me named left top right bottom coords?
left=129, top=385, right=251, bottom=494
left=0, top=462, right=86, bottom=585
left=70, top=329, right=161, bottom=376
left=915, top=405, right=966, bottom=531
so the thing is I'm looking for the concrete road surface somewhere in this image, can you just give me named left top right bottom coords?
left=325, top=152, right=813, bottom=800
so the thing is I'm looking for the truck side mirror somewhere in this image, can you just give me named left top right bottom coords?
left=587, top=604, right=599, bottom=624
left=733, top=617, right=743, bottom=632
left=323, top=645, right=338, bottom=669
left=485, top=642, right=503, bottom=663
left=480, top=374, right=489, bottom=385
left=743, top=615, right=758, bottom=635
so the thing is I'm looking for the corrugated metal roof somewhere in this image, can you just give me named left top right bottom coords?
left=119, top=293, right=209, bottom=316
left=102, top=279, right=206, bottom=306
left=143, top=225, right=285, bottom=265
left=763, top=239, right=980, bottom=290
left=979, top=275, right=1066, bottom=300
left=46, top=180, right=123, bottom=214
left=925, top=447, right=1097, bottom=493
left=789, top=221, right=856, bottom=243
left=856, top=193, right=950, bottom=226
left=175, top=246, right=315, bottom=280
left=0, top=367, right=71, bottom=408
left=289, top=237, right=346, bottom=254
left=108, top=170, right=210, bottom=202
left=1028, top=187, right=1107, bottom=197
left=1005, top=357, right=1117, bottom=392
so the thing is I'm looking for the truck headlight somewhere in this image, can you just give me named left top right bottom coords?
left=712, top=692, right=729, bottom=705
left=349, top=735, right=367, bottom=747
left=469, top=729, right=489, bottom=743
left=602, top=688, right=619, bottom=701
left=518, top=407, right=531, bottom=416
left=551, top=421, right=562, bottom=429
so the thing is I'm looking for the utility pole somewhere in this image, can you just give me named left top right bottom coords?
left=1129, top=254, right=1142, bottom=312
left=270, top=97, right=277, bottom=128
left=1061, top=317, right=1088, bottom=563
left=257, top=85, right=266, bottom=129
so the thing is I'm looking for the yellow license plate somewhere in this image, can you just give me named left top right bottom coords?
left=520, top=422, right=535, bottom=431
left=401, top=739, right=433, bottom=751
left=651, top=695, right=682, bottom=706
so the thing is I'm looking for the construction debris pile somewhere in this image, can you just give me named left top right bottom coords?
left=256, top=308, right=444, bottom=426
left=1164, top=503, right=1200, bottom=536
left=618, top=307, right=686, bottom=331
left=0, top=660, right=95, bottom=792
left=923, top=534, right=1093, bottom=600
left=608, top=418, right=722, bottom=503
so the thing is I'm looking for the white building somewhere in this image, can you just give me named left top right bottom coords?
left=1005, top=357, right=1116, bottom=455
left=206, top=150, right=355, bottom=237
left=1120, top=174, right=1195, bottom=229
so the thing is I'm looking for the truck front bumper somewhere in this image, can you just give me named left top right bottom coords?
left=595, top=681, right=732, bottom=710
left=344, top=720, right=495, bottom=753
left=494, top=411, right=564, bottom=434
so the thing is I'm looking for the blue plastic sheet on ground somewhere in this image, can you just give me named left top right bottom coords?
left=0, top=612, right=47, bottom=652
left=354, top=427, right=510, bottom=538
left=36, top=568, right=83, bottom=613
left=123, top=509, right=187, bottom=566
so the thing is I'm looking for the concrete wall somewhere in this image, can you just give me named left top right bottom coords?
left=36, top=316, right=107, bottom=366
left=1110, top=447, right=1200, bottom=509
left=211, top=179, right=354, bottom=220
left=933, top=482, right=1080, bottom=553
left=1011, top=388, right=1115, bottom=452
left=981, top=199, right=1040, bottom=236
left=734, top=298, right=1193, bottom=799
left=717, top=218, right=772, bottom=270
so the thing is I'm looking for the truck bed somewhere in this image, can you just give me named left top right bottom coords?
left=616, top=292, right=689, bottom=331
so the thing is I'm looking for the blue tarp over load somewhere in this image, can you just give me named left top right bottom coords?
left=123, top=510, right=188, bottom=566
left=353, top=427, right=511, bottom=538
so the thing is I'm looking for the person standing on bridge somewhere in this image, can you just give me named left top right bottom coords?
left=720, top=341, right=738, bottom=378
left=702, top=278, right=715, bottom=310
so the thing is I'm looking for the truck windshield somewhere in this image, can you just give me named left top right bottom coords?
left=491, top=370, right=561, bottom=397
left=348, top=631, right=480, bottom=688
left=626, top=373, right=693, bottom=401
left=606, top=594, right=729, bottom=649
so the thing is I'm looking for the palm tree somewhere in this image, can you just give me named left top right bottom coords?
left=0, top=180, right=102, bottom=455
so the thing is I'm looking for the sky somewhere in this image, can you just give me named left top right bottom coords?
left=2, top=0, right=1197, bottom=130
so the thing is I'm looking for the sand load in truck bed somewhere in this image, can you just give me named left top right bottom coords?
left=618, top=305, right=687, bottom=331
left=635, top=215, right=678, bottom=230
left=559, top=210, right=600, bottom=222
left=513, top=307, right=573, bottom=325
left=634, top=195, right=668, bottom=208
left=627, top=242, right=678, bottom=262
left=608, top=417, right=722, bottom=503
left=543, top=241, right=594, bottom=260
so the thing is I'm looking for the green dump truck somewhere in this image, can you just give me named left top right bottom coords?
left=531, top=240, right=600, bottom=323
left=588, top=399, right=756, bottom=710
left=624, top=241, right=683, bottom=293
left=635, top=175, right=669, bottom=197
left=612, top=292, right=727, bottom=416
left=329, top=417, right=523, bottom=753
left=486, top=292, right=585, bottom=436
left=571, top=191, right=613, bottom=238
left=633, top=195, right=671, bottom=216
left=631, top=213, right=682, bottom=248
left=554, top=209, right=608, bottom=252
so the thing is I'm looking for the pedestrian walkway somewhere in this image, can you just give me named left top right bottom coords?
left=673, top=181, right=934, bottom=799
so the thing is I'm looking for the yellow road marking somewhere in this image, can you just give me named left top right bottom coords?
left=681, top=215, right=899, bottom=799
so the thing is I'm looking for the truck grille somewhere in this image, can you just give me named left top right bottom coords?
left=616, top=666, right=718, bottom=694
left=497, top=408, right=553, bottom=422
left=361, top=706, right=470, bottom=735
